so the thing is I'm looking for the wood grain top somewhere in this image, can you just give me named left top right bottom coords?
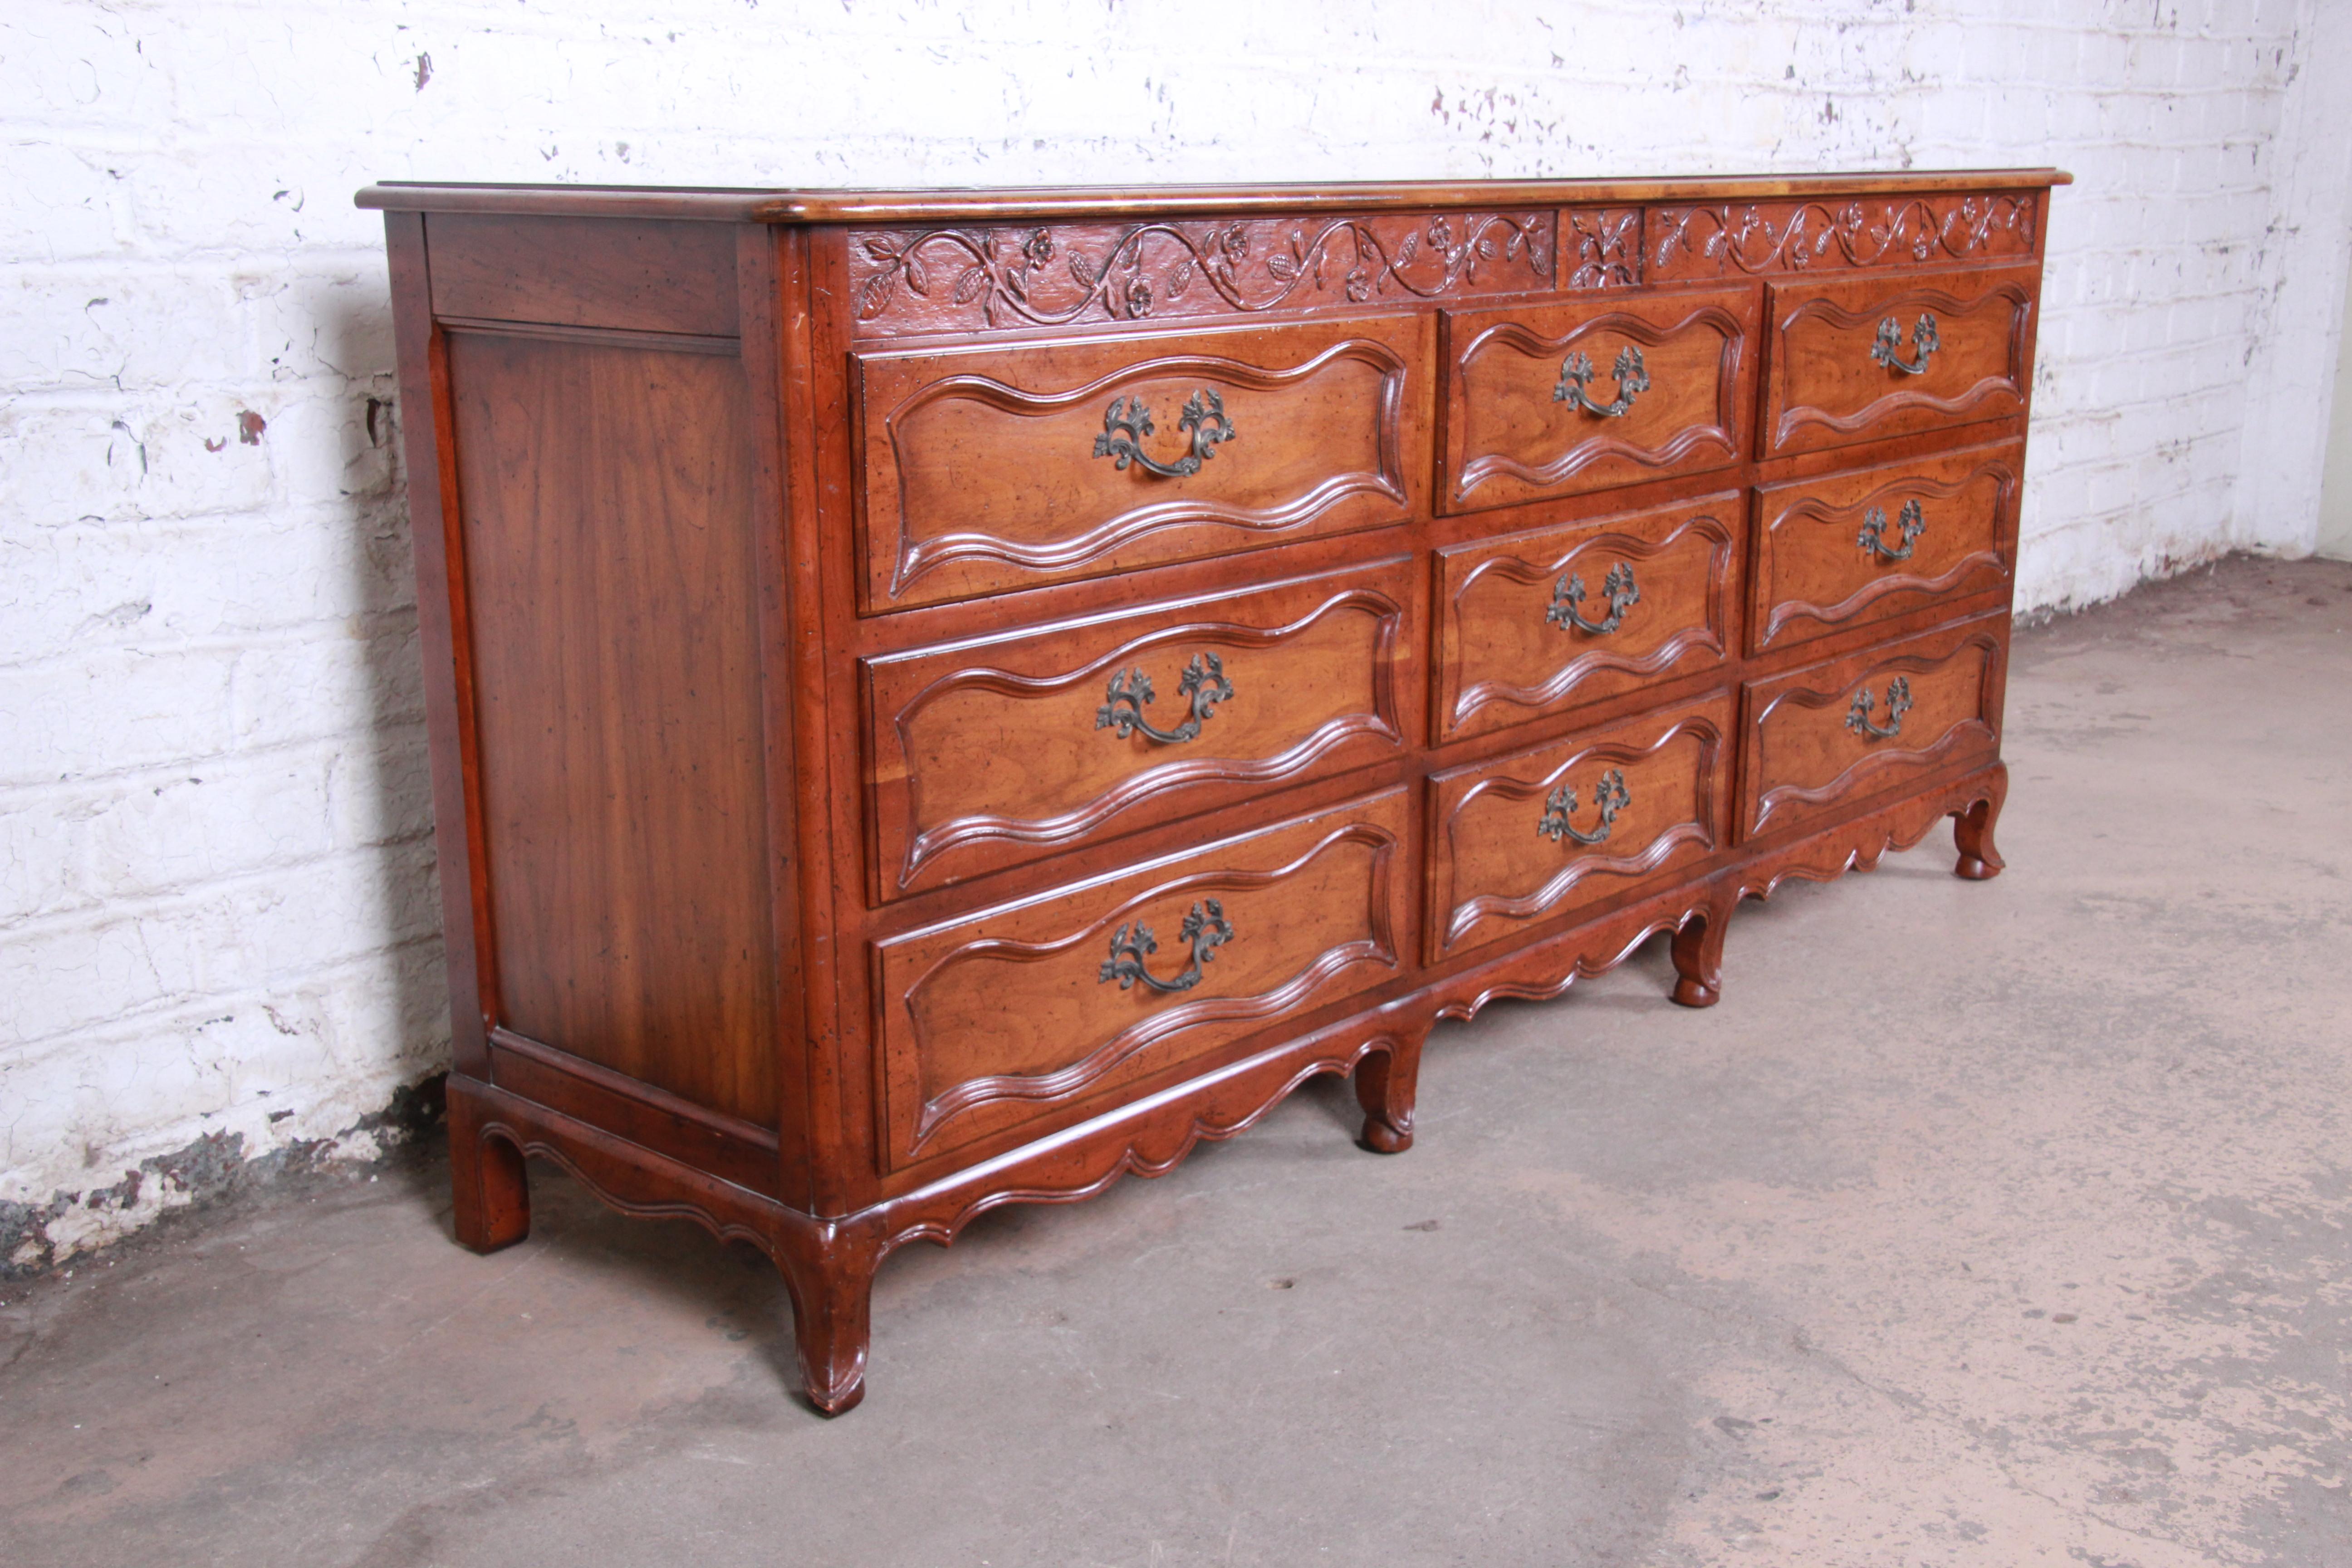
left=356, top=169, right=2073, bottom=224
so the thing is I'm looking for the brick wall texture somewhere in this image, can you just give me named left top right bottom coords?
left=4, top=0, right=2349, bottom=1264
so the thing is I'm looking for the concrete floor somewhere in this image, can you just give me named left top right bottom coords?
left=5, top=555, right=2349, bottom=1568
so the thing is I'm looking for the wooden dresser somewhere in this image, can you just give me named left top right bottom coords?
left=362, top=171, right=2066, bottom=1413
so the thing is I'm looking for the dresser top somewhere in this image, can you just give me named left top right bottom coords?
left=356, top=169, right=2072, bottom=225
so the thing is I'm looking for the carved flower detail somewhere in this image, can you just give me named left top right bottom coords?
left=1123, top=277, right=1154, bottom=318
left=1218, top=224, right=1250, bottom=263
left=1023, top=228, right=1054, bottom=268
left=1427, top=216, right=1454, bottom=251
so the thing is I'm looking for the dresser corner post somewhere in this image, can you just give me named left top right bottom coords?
left=446, top=1073, right=530, bottom=1252
left=771, top=1214, right=886, bottom=1416
left=1952, top=760, right=2010, bottom=881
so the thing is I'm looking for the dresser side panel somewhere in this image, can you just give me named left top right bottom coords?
left=446, top=327, right=781, bottom=1128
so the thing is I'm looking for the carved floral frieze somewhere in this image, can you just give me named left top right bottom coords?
left=1647, top=193, right=2038, bottom=279
left=848, top=211, right=1556, bottom=333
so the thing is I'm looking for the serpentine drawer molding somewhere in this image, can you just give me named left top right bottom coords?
left=360, top=169, right=2068, bottom=1414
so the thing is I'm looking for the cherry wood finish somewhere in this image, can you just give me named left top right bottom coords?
left=1426, top=694, right=1732, bottom=960
left=369, top=170, right=2061, bottom=1416
left=1441, top=284, right=1756, bottom=511
left=855, top=316, right=1429, bottom=609
left=1750, top=439, right=2020, bottom=653
left=863, top=557, right=1412, bottom=900
left=1762, top=264, right=2038, bottom=457
left=1434, top=493, right=1740, bottom=742
left=874, top=789, right=1408, bottom=1168
left=1740, top=613, right=2008, bottom=840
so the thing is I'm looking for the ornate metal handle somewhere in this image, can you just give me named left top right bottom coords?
left=1546, top=561, right=1641, bottom=636
left=1869, top=313, right=1939, bottom=376
left=1845, top=676, right=1913, bottom=740
left=1099, top=899, right=1234, bottom=994
left=1856, top=498, right=1926, bottom=563
left=1554, top=345, right=1650, bottom=418
left=1093, top=389, right=1238, bottom=478
left=1095, top=652, right=1233, bottom=745
left=1537, top=769, right=1632, bottom=847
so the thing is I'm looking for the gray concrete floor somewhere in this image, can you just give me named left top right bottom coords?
left=5, top=555, right=2350, bottom=1568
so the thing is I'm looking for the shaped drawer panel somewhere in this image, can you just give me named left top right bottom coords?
left=872, top=789, right=1410, bottom=1171
left=1425, top=694, right=1733, bottom=961
left=1740, top=614, right=2007, bottom=841
left=1762, top=264, right=2036, bottom=457
left=1435, top=493, right=1740, bottom=743
left=862, top=558, right=1414, bottom=902
left=854, top=315, right=1429, bottom=612
left=1750, top=439, right=2020, bottom=653
left=1440, top=284, right=1756, bottom=512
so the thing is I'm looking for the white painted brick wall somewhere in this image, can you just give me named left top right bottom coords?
left=4, top=0, right=2348, bottom=1265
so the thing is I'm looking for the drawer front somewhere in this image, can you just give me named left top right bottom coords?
left=863, top=558, right=1414, bottom=902
left=1435, top=493, right=1740, bottom=744
left=1441, top=284, right=1755, bottom=512
left=1740, top=615, right=2006, bottom=840
left=1751, top=441, right=2019, bottom=653
left=1762, top=264, right=2036, bottom=457
left=855, top=315, right=1429, bottom=611
left=1426, top=694, right=1732, bottom=960
left=872, top=789, right=1410, bottom=1170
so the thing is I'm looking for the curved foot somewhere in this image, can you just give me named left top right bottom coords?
left=1669, top=905, right=1727, bottom=1009
left=1952, top=766, right=2009, bottom=881
left=777, top=1223, right=881, bottom=1417
left=447, top=1076, right=530, bottom=1253
left=1352, top=1029, right=1424, bottom=1154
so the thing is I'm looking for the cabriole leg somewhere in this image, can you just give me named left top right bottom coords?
left=776, top=1223, right=883, bottom=1416
left=1954, top=764, right=2009, bottom=881
left=1353, top=1029, right=1425, bottom=1155
left=446, top=1076, right=529, bottom=1253
left=1670, top=904, right=1729, bottom=1009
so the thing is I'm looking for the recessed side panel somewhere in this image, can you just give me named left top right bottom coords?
left=448, top=329, right=779, bottom=1128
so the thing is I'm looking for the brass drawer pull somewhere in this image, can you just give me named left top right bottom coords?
left=1095, top=652, right=1234, bottom=745
left=1857, top=499, right=1926, bottom=563
left=1845, top=676, right=1914, bottom=740
left=1546, top=561, right=1641, bottom=635
left=1093, top=389, right=1238, bottom=478
left=1869, top=313, right=1939, bottom=376
left=1099, top=900, right=1234, bottom=994
left=1537, top=769, right=1631, bottom=847
left=1554, top=344, right=1650, bottom=418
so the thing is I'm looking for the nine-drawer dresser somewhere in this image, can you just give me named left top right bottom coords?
left=362, top=170, right=2068, bottom=1413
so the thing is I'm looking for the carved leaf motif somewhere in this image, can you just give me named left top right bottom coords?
left=862, top=235, right=904, bottom=261
left=1395, top=230, right=1419, bottom=267
left=1069, top=251, right=1100, bottom=289
left=902, top=251, right=929, bottom=296
left=952, top=265, right=988, bottom=304
left=856, top=273, right=897, bottom=321
left=1265, top=251, right=1297, bottom=281
left=1167, top=259, right=1194, bottom=298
